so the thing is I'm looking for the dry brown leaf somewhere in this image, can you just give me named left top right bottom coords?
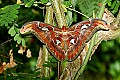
left=0, top=62, right=6, bottom=74
left=18, top=45, right=26, bottom=55
left=0, top=65, right=4, bottom=74
left=26, top=49, right=32, bottom=58
left=0, top=49, right=17, bottom=74
left=6, top=49, right=17, bottom=68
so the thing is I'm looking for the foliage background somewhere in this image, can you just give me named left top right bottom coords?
left=0, top=0, right=120, bottom=80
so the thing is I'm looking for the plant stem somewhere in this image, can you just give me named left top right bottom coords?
left=43, top=45, right=49, bottom=77
left=43, top=5, right=53, bottom=77
left=74, top=34, right=96, bottom=80
left=51, top=0, right=67, bottom=28
left=45, top=5, right=53, bottom=24
left=98, top=0, right=107, bottom=18
left=74, top=0, right=107, bottom=79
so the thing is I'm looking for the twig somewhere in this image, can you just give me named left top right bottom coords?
left=66, top=7, right=90, bottom=19
left=43, top=45, right=49, bottom=77
left=58, top=61, right=60, bottom=79
left=0, top=39, right=12, bottom=47
left=36, top=47, right=43, bottom=68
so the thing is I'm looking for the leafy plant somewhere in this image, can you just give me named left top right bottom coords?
left=0, top=4, right=26, bottom=46
left=0, top=4, right=20, bottom=26
left=107, top=0, right=120, bottom=14
left=8, top=24, right=26, bottom=46
left=76, top=0, right=102, bottom=17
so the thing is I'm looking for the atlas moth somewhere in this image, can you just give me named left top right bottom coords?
left=20, top=19, right=109, bottom=62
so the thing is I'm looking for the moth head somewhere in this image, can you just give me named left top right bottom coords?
left=93, top=19, right=110, bottom=30
left=20, top=21, right=38, bottom=34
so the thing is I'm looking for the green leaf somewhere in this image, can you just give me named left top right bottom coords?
left=14, top=27, right=20, bottom=33
left=108, top=2, right=111, bottom=6
left=113, top=1, right=119, bottom=13
left=10, top=9, right=19, bottom=14
left=17, top=37, right=22, bottom=44
left=66, top=11, right=73, bottom=26
left=64, top=0, right=72, bottom=7
left=23, top=0, right=29, bottom=4
left=14, top=34, right=22, bottom=44
left=8, top=26, right=16, bottom=36
left=48, top=56, right=57, bottom=63
left=22, top=39, right=26, bottom=46
left=9, top=13, right=18, bottom=19
left=25, top=0, right=34, bottom=7
left=5, top=22, right=8, bottom=26
left=12, top=4, right=20, bottom=9
left=41, top=0, right=48, bottom=4
left=11, top=30, right=16, bottom=36
left=73, top=12, right=77, bottom=22
left=7, top=17, right=14, bottom=22
left=111, top=0, right=116, bottom=9
left=14, top=34, right=20, bottom=41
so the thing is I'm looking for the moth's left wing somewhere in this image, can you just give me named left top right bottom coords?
left=67, top=19, right=109, bottom=61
